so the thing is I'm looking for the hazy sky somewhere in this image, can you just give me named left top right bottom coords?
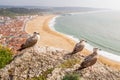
left=0, top=0, right=120, bottom=10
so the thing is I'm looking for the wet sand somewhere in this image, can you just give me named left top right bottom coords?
left=25, top=15, right=120, bottom=70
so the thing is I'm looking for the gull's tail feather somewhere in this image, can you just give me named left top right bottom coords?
left=17, top=48, right=23, bottom=51
left=75, top=67, right=85, bottom=71
left=17, top=44, right=25, bottom=51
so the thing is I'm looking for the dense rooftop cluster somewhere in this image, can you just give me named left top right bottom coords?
left=0, top=16, right=35, bottom=53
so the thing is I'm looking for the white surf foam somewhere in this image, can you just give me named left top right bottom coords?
left=48, top=15, right=60, bottom=31
left=85, top=43, right=120, bottom=62
left=49, top=15, right=120, bottom=63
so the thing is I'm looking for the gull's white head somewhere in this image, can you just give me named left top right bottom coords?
left=80, top=39, right=87, bottom=45
left=33, top=32, right=40, bottom=40
left=93, top=48, right=99, bottom=52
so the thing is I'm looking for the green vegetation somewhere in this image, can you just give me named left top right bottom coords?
left=62, top=73, right=80, bottom=80
left=60, top=58, right=81, bottom=68
left=30, top=68, right=54, bottom=80
left=0, top=8, right=44, bottom=17
left=0, top=9, right=15, bottom=18
left=0, top=45, right=13, bottom=69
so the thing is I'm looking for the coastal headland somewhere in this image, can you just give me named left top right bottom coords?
left=25, top=15, right=120, bottom=70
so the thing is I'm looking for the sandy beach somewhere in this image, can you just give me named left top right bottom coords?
left=25, top=15, right=75, bottom=51
left=25, top=15, right=120, bottom=70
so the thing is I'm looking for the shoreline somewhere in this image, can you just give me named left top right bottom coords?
left=25, top=15, right=75, bottom=51
left=49, top=15, right=120, bottom=63
left=25, top=15, right=120, bottom=70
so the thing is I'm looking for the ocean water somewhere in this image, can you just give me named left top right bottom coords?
left=49, top=11, right=120, bottom=62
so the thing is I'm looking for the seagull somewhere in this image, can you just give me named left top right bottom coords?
left=75, top=48, right=99, bottom=71
left=70, top=40, right=86, bottom=55
left=17, top=32, right=40, bottom=51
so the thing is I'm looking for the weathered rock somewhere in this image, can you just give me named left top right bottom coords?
left=0, top=46, right=120, bottom=80
left=0, top=46, right=67, bottom=80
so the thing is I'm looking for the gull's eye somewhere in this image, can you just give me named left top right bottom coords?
left=34, top=32, right=37, bottom=34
